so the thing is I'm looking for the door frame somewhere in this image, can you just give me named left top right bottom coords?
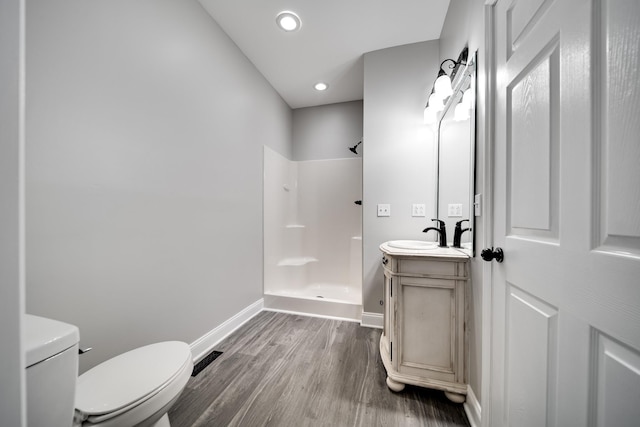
left=480, top=1, right=498, bottom=427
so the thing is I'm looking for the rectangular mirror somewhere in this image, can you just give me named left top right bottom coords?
left=436, top=50, right=476, bottom=255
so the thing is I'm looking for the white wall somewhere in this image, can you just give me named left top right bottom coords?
left=0, top=0, right=26, bottom=424
left=292, top=101, right=363, bottom=161
left=439, top=0, right=488, bottom=405
left=362, top=41, right=440, bottom=313
left=25, top=0, right=292, bottom=373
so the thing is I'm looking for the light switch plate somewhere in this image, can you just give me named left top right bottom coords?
left=412, top=204, right=426, bottom=217
left=474, top=194, right=482, bottom=216
left=448, top=203, right=463, bottom=217
left=377, top=204, right=390, bottom=217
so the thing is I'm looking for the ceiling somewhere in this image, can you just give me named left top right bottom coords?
left=198, top=0, right=451, bottom=109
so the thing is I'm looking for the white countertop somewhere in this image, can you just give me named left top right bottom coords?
left=379, top=241, right=471, bottom=259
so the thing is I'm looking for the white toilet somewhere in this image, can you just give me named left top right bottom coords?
left=25, top=314, right=193, bottom=427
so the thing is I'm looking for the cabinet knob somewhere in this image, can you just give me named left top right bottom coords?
left=481, top=247, right=504, bottom=263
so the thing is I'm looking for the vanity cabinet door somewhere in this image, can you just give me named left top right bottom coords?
left=396, top=276, right=465, bottom=384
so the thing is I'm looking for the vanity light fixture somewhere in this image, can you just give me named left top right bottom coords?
left=423, top=47, right=469, bottom=125
left=276, top=11, right=301, bottom=32
left=435, top=47, right=468, bottom=98
left=314, top=82, right=328, bottom=91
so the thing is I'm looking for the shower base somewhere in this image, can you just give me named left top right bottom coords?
left=264, top=283, right=362, bottom=322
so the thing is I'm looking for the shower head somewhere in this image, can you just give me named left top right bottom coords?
left=349, top=141, right=362, bottom=155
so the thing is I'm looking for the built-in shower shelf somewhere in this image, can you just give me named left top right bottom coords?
left=285, top=224, right=306, bottom=229
left=277, top=257, right=318, bottom=267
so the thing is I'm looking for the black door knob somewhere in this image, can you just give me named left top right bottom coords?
left=481, top=247, right=504, bottom=263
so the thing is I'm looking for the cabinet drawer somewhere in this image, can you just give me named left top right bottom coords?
left=398, top=259, right=463, bottom=278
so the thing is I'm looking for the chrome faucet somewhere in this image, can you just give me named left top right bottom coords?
left=452, top=219, right=470, bottom=248
left=423, top=219, right=448, bottom=247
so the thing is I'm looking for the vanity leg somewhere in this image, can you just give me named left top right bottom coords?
left=444, top=391, right=466, bottom=403
left=386, top=377, right=405, bottom=392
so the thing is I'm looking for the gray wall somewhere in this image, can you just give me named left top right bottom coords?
left=0, top=0, right=26, bottom=424
left=25, top=0, right=292, bottom=373
left=439, top=0, right=488, bottom=404
left=362, top=41, right=440, bottom=314
left=292, top=101, right=363, bottom=161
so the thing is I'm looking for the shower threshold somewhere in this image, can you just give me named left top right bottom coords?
left=264, top=285, right=362, bottom=322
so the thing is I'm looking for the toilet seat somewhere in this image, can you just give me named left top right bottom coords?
left=74, top=341, right=192, bottom=426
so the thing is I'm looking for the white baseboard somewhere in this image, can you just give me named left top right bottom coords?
left=463, top=384, right=481, bottom=427
left=360, top=312, right=383, bottom=329
left=190, top=298, right=264, bottom=363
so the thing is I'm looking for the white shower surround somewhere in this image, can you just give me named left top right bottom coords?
left=263, top=147, right=363, bottom=321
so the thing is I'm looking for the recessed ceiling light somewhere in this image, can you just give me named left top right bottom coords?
left=276, top=11, right=301, bottom=32
left=314, top=82, right=328, bottom=91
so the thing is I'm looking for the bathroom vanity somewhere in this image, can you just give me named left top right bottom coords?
left=379, top=241, right=470, bottom=403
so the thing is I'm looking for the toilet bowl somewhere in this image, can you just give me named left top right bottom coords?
left=74, top=341, right=193, bottom=427
left=25, top=315, right=192, bottom=427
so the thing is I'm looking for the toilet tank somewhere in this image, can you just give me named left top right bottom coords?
left=25, top=314, right=80, bottom=427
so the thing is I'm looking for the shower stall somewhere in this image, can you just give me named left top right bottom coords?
left=263, top=146, right=362, bottom=321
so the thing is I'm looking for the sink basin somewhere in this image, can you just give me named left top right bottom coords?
left=386, top=240, right=438, bottom=250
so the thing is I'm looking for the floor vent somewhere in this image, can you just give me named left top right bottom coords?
left=191, top=350, right=223, bottom=377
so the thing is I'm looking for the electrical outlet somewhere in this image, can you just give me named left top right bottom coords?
left=448, top=203, right=463, bottom=217
left=377, top=204, right=390, bottom=217
left=412, top=204, right=426, bottom=217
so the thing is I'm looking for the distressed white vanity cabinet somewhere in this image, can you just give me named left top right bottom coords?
left=379, top=242, right=470, bottom=403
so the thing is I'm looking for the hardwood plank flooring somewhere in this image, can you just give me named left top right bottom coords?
left=169, top=311, right=470, bottom=427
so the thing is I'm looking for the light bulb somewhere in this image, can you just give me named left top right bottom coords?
left=462, top=88, right=473, bottom=107
left=424, top=107, right=437, bottom=124
left=434, top=74, right=453, bottom=99
left=454, top=102, right=470, bottom=121
left=428, top=93, right=444, bottom=112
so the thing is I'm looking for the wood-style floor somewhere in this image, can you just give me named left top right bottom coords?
left=169, top=311, right=471, bottom=427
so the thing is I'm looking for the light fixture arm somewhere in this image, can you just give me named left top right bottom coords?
left=438, top=47, right=468, bottom=81
left=439, top=58, right=458, bottom=73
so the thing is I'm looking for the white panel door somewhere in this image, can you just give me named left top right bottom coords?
left=490, top=0, right=640, bottom=426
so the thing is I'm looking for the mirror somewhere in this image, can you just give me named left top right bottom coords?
left=436, top=50, right=476, bottom=255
